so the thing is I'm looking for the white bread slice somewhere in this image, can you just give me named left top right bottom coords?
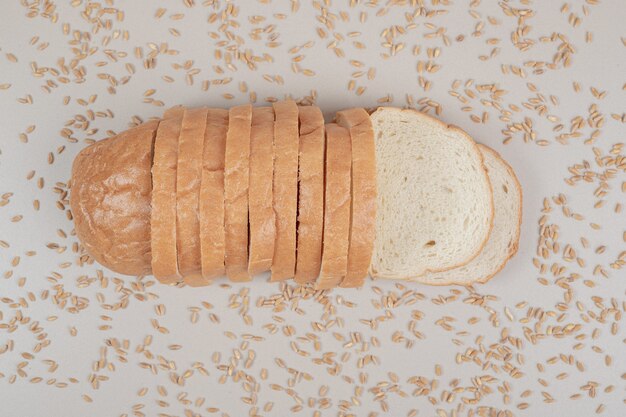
left=151, top=117, right=183, bottom=284
left=199, top=108, right=229, bottom=280
left=224, top=104, right=252, bottom=282
left=271, top=100, right=299, bottom=281
left=176, top=108, right=209, bottom=285
left=294, top=106, right=325, bottom=284
left=316, top=123, right=352, bottom=290
left=248, top=107, right=276, bottom=275
left=416, top=144, right=522, bottom=285
left=335, top=108, right=377, bottom=288
left=370, top=107, right=494, bottom=279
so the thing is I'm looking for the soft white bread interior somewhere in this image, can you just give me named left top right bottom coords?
left=415, top=144, right=522, bottom=285
left=369, top=107, right=494, bottom=280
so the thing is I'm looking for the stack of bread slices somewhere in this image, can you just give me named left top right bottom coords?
left=70, top=103, right=521, bottom=288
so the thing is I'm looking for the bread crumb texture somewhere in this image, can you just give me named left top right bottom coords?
left=1, top=1, right=624, bottom=416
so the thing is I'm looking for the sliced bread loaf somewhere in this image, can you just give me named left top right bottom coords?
left=70, top=121, right=158, bottom=276
left=248, top=107, right=276, bottom=275
left=199, top=108, right=229, bottom=280
left=294, top=106, right=325, bottom=284
left=336, top=108, right=377, bottom=288
left=369, top=107, right=494, bottom=280
left=415, top=144, right=522, bottom=285
left=224, top=104, right=252, bottom=282
left=316, top=123, right=352, bottom=290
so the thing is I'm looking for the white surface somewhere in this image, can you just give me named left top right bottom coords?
left=1, top=1, right=625, bottom=416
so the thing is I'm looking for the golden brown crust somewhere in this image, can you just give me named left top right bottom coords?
left=294, top=106, right=325, bottom=284
left=151, top=117, right=183, bottom=283
left=271, top=100, right=299, bottom=281
left=248, top=107, right=276, bottom=276
left=224, top=104, right=252, bottom=282
left=336, top=108, right=377, bottom=288
left=199, top=108, right=229, bottom=280
left=176, top=108, right=209, bottom=285
left=316, top=123, right=352, bottom=290
left=368, top=107, right=495, bottom=279
left=70, top=121, right=158, bottom=276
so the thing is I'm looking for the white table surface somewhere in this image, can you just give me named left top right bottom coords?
left=1, top=1, right=624, bottom=416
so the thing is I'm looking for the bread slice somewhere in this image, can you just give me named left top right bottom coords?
left=248, top=107, right=276, bottom=276
left=176, top=108, right=209, bottom=286
left=369, top=107, right=494, bottom=280
left=151, top=117, right=183, bottom=284
left=335, top=108, right=377, bottom=288
left=199, top=108, right=229, bottom=280
left=316, top=123, right=352, bottom=290
left=270, top=100, right=299, bottom=281
left=70, top=121, right=158, bottom=276
left=416, top=144, right=522, bottom=285
left=224, top=104, right=252, bottom=282
left=294, top=106, right=325, bottom=284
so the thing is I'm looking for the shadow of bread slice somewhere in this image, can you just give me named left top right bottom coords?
left=294, top=106, right=325, bottom=284
left=151, top=117, right=183, bottom=283
left=70, top=121, right=158, bottom=276
left=177, top=108, right=209, bottom=286
left=248, top=107, right=276, bottom=276
left=335, top=108, right=377, bottom=288
left=369, top=107, right=494, bottom=280
left=199, top=108, right=229, bottom=280
left=224, top=104, right=252, bottom=282
left=271, top=100, right=299, bottom=281
left=316, top=123, right=352, bottom=290
left=416, top=144, right=522, bottom=285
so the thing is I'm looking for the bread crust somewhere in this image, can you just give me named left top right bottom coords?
left=199, top=108, right=229, bottom=280
left=248, top=107, right=276, bottom=275
left=270, top=100, right=299, bottom=281
left=163, top=105, right=185, bottom=120
left=70, top=121, right=158, bottom=276
left=294, top=106, right=325, bottom=284
left=336, top=108, right=377, bottom=288
left=224, top=104, right=252, bottom=282
left=369, top=107, right=495, bottom=280
left=151, top=117, right=183, bottom=283
left=316, top=123, right=352, bottom=290
left=176, top=108, right=209, bottom=285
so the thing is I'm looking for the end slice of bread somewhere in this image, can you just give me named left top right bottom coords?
left=370, top=107, right=494, bottom=280
left=415, top=144, right=522, bottom=285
